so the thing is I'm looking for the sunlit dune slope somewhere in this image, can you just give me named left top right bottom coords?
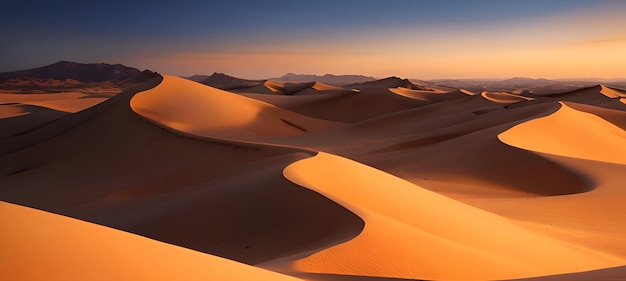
left=0, top=202, right=303, bottom=281
left=498, top=102, right=626, bottom=165
left=281, top=153, right=622, bottom=280
left=389, top=87, right=471, bottom=102
left=599, top=84, right=626, bottom=98
left=481, top=91, right=534, bottom=104
left=130, top=75, right=337, bottom=140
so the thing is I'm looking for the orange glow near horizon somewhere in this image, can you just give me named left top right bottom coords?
left=3, top=1, right=624, bottom=80
left=129, top=3, right=626, bottom=80
left=138, top=37, right=625, bottom=80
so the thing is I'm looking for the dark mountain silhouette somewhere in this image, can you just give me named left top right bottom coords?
left=0, top=61, right=158, bottom=84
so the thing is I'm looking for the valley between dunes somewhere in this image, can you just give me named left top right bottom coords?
left=2, top=74, right=626, bottom=280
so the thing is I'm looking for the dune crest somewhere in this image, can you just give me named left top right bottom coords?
left=481, top=91, right=534, bottom=104
left=281, top=152, right=622, bottom=280
left=599, top=84, right=626, bottom=98
left=388, top=87, right=471, bottom=103
left=130, top=75, right=337, bottom=140
left=498, top=102, right=626, bottom=165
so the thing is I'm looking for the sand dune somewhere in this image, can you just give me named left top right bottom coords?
left=481, top=91, right=535, bottom=104
left=388, top=87, right=471, bottom=102
left=0, top=103, right=33, bottom=119
left=130, top=75, right=338, bottom=140
left=3, top=69, right=626, bottom=281
left=545, top=85, right=626, bottom=110
left=281, top=153, right=622, bottom=280
left=0, top=76, right=363, bottom=267
left=282, top=95, right=587, bottom=198
left=242, top=87, right=426, bottom=122
left=0, top=92, right=108, bottom=113
left=0, top=104, right=68, bottom=140
left=233, top=80, right=352, bottom=96
left=499, top=102, right=626, bottom=165
left=599, top=84, right=626, bottom=98
left=0, top=201, right=303, bottom=281
left=510, top=265, right=626, bottom=281
left=266, top=80, right=316, bottom=94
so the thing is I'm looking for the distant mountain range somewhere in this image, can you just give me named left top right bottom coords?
left=189, top=72, right=378, bottom=87
left=0, top=61, right=158, bottom=84
left=0, top=61, right=160, bottom=95
left=8, top=62, right=623, bottom=95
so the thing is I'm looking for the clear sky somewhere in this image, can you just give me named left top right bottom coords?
left=1, top=0, right=625, bottom=79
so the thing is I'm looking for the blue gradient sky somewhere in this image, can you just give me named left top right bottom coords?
left=1, top=0, right=625, bottom=79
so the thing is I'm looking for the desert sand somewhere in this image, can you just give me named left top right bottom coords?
left=0, top=201, right=303, bottom=281
left=2, top=72, right=626, bottom=281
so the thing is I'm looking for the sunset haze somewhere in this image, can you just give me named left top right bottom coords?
left=1, top=0, right=625, bottom=79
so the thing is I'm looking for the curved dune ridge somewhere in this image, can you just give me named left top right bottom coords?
left=0, top=202, right=303, bottom=281
left=130, top=75, right=337, bottom=140
left=599, top=84, right=626, bottom=98
left=281, top=152, right=622, bottom=280
left=388, top=87, right=473, bottom=103
left=481, top=91, right=535, bottom=104
left=499, top=102, right=626, bottom=165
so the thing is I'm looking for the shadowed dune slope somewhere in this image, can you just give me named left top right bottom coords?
left=0, top=202, right=304, bottom=281
left=234, top=77, right=444, bottom=122
left=241, top=88, right=427, bottom=122
left=300, top=97, right=588, bottom=197
left=0, top=92, right=108, bottom=113
left=509, top=265, right=626, bottom=281
left=545, top=85, right=626, bottom=110
left=0, top=80, right=165, bottom=156
left=0, top=105, right=69, bottom=140
left=131, top=75, right=338, bottom=140
left=0, top=76, right=364, bottom=265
